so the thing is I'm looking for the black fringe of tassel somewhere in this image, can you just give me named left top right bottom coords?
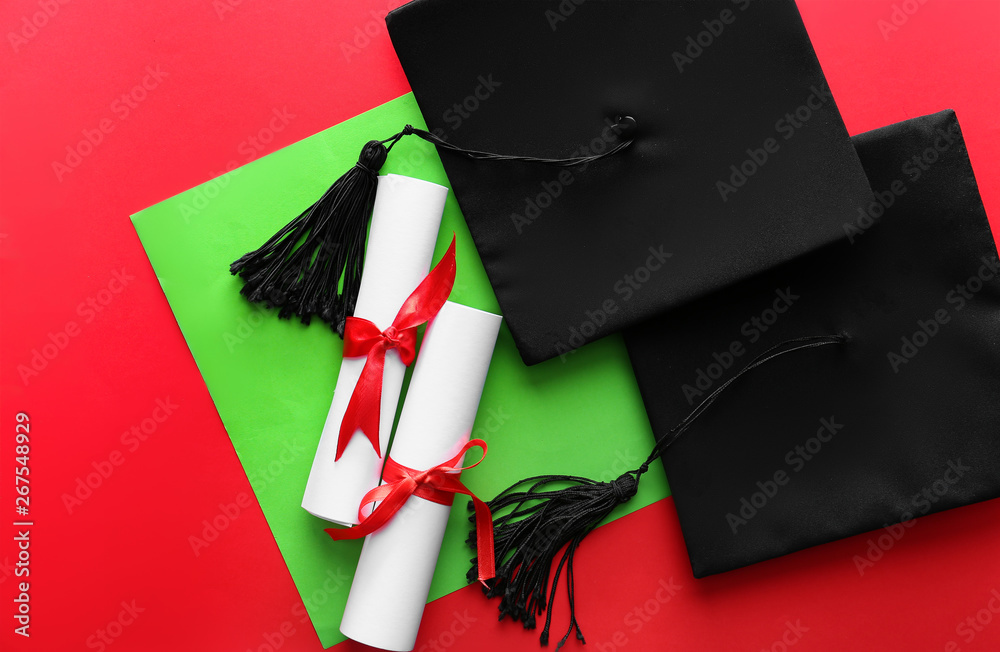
left=228, top=119, right=637, bottom=336
left=229, top=140, right=388, bottom=336
left=466, top=471, right=644, bottom=649
left=467, top=334, right=850, bottom=649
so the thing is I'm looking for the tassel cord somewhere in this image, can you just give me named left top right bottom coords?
left=393, top=121, right=634, bottom=167
left=642, top=333, right=850, bottom=469
left=232, top=120, right=633, bottom=330
left=469, top=332, right=850, bottom=649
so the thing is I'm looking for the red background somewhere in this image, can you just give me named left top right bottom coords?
left=2, top=1, right=999, bottom=650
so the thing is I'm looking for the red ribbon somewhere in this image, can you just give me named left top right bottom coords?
left=326, top=439, right=496, bottom=585
left=336, top=237, right=457, bottom=461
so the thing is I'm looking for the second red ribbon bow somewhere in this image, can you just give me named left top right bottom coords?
left=326, top=438, right=495, bottom=584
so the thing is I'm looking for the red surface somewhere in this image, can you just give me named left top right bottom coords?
left=336, top=496, right=1000, bottom=652
left=1, top=0, right=998, bottom=651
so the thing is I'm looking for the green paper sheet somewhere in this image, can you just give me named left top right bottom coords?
left=131, top=93, right=669, bottom=648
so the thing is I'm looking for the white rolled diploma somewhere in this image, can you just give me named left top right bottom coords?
left=302, top=174, right=448, bottom=526
left=339, top=301, right=502, bottom=652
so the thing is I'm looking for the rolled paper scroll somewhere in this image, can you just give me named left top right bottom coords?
left=302, top=174, right=448, bottom=526
left=338, top=301, right=502, bottom=651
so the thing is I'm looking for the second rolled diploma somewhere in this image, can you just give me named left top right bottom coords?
left=339, top=301, right=503, bottom=651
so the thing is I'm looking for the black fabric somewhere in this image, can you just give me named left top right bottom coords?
left=387, top=0, right=873, bottom=365
left=625, top=110, right=1000, bottom=578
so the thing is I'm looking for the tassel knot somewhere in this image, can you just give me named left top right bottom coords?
left=357, top=140, right=389, bottom=174
left=609, top=472, right=638, bottom=502
left=230, top=138, right=388, bottom=333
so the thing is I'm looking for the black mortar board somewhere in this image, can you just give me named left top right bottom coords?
left=387, top=0, right=874, bottom=364
left=625, top=110, right=1000, bottom=577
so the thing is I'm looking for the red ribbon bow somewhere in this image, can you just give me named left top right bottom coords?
left=336, top=237, right=457, bottom=461
left=326, top=439, right=495, bottom=585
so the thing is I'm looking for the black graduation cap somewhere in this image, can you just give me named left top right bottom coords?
left=464, top=110, right=1000, bottom=648
left=387, top=0, right=874, bottom=364
left=623, top=109, right=1000, bottom=578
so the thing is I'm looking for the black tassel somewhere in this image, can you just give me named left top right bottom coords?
left=468, top=334, right=850, bottom=648
left=229, top=139, right=388, bottom=335
left=228, top=119, right=636, bottom=336
left=467, top=471, right=643, bottom=649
